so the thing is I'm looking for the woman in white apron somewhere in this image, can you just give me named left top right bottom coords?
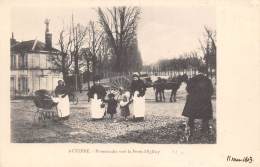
left=52, top=80, right=70, bottom=120
left=132, top=91, right=145, bottom=121
left=130, top=73, right=146, bottom=121
left=90, top=94, right=106, bottom=120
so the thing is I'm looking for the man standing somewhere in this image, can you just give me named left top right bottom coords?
left=154, top=77, right=164, bottom=102
left=182, top=67, right=214, bottom=140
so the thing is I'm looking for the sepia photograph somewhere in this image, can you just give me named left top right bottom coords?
left=10, top=5, right=217, bottom=144
left=1, top=0, right=260, bottom=166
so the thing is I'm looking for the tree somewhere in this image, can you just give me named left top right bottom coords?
left=81, top=48, right=92, bottom=90
left=48, top=29, right=73, bottom=84
left=199, top=26, right=216, bottom=78
left=49, top=15, right=87, bottom=90
left=97, top=7, right=142, bottom=72
left=86, top=20, right=104, bottom=84
left=70, top=16, right=87, bottom=90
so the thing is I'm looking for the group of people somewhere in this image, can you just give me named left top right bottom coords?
left=88, top=72, right=147, bottom=121
left=51, top=68, right=214, bottom=139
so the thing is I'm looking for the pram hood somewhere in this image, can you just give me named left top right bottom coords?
left=33, top=89, right=56, bottom=109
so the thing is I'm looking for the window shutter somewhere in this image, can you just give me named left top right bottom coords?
left=18, top=54, right=21, bottom=68
left=18, top=77, right=21, bottom=91
left=14, top=55, right=16, bottom=68
left=25, top=54, right=28, bottom=68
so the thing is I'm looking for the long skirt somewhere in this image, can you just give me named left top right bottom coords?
left=90, top=98, right=105, bottom=119
left=182, top=95, right=213, bottom=119
left=133, top=95, right=145, bottom=118
left=52, top=95, right=70, bottom=118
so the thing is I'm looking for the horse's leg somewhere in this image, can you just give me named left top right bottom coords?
left=162, top=90, right=165, bottom=102
left=174, top=90, right=177, bottom=102
left=155, top=89, right=158, bottom=102
left=170, top=89, right=174, bottom=102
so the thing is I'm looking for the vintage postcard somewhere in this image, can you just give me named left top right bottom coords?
left=0, top=0, right=259, bottom=166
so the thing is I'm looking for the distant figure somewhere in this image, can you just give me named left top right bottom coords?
left=53, top=80, right=70, bottom=120
left=103, top=93, right=118, bottom=119
left=88, top=80, right=107, bottom=100
left=154, top=77, right=164, bottom=102
left=182, top=67, right=214, bottom=139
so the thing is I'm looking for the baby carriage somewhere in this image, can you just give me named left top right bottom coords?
left=33, top=89, right=60, bottom=123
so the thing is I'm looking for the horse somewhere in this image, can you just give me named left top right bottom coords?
left=153, top=74, right=188, bottom=102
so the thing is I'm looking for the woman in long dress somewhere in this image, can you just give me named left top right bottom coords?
left=132, top=91, right=145, bottom=121
left=130, top=73, right=146, bottom=121
left=52, top=80, right=70, bottom=120
left=90, top=94, right=106, bottom=120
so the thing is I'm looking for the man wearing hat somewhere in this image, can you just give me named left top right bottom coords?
left=182, top=66, right=214, bottom=140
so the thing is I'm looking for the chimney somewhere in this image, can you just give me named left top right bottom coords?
left=10, top=32, right=17, bottom=46
left=44, top=19, right=52, bottom=49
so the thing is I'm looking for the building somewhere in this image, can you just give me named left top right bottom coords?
left=10, top=20, right=62, bottom=97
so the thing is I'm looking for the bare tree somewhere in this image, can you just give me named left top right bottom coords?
left=49, top=15, right=87, bottom=90
left=81, top=48, right=92, bottom=90
left=70, top=15, right=87, bottom=91
left=97, top=7, right=142, bottom=72
left=199, top=26, right=216, bottom=78
left=86, top=20, right=104, bottom=84
left=48, top=29, right=73, bottom=84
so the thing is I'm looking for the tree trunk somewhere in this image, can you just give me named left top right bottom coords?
left=74, top=53, right=81, bottom=91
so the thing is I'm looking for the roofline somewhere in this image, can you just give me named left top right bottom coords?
left=10, top=39, right=60, bottom=53
left=11, top=50, right=60, bottom=54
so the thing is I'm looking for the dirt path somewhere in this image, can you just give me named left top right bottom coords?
left=11, top=84, right=216, bottom=143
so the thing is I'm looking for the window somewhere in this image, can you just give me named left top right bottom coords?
left=18, top=76, right=28, bottom=94
left=18, top=53, right=28, bottom=68
left=11, top=54, right=16, bottom=69
left=10, top=76, right=16, bottom=96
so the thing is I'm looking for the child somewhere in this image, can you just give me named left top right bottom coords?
left=120, top=93, right=132, bottom=121
left=103, top=93, right=118, bottom=119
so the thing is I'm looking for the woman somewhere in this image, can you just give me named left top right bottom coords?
left=130, top=73, right=146, bottom=121
left=90, top=93, right=106, bottom=120
left=52, top=80, right=70, bottom=120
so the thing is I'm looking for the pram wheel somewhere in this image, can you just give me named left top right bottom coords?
left=33, top=89, right=61, bottom=125
left=33, top=109, right=43, bottom=125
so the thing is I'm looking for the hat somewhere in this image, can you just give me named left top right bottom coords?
left=58, top=79, right=64, bottom=83
left=108, top=93, right=115, bottom=98
left=133, top=72, right=139, bottom=77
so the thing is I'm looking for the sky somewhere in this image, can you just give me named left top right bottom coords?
left=11, top=6, right=216, bottom=65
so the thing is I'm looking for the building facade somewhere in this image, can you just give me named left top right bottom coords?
left=10, top=21, right=62, bottom=97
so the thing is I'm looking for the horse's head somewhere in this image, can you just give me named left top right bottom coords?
left=180, top=74, right=189, bottom=83
left=174, top=74, right=188, bottom=85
